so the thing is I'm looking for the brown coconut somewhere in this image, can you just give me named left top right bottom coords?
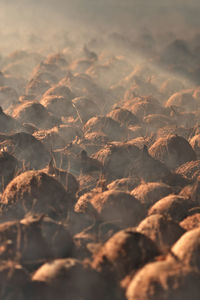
left=126, top=260, right=200, bottom=300
left=12, top=101, right=61, bottom=129
left=83, top=116, right=128, bottom=141
left=137, top=214, right=185, bottom=253
left=43, top=160, right=79, bottom=194
left=107, top=107, right=139, bottom=126
left=169, top=227, right=200, bottom=271
left=107, top=177, right=140, bottom=192
left=148, top=194, right=192, bottom=222
left=80, top=131, right=109, bottom=155
left=149, top=134, right=196, bottom=169
left=176, top=160, right=200, bottom=181
left=180, top=213, right=200, bottom=231
left=40, top=95, right=75, bottom=118
left=156, top=125, right=193, bottom=140
left=44, top=53, right=68, bottom=68
left=143, top=113, right=173, bottom=134
left=180, top=176, right=200, bottom=205
left=32, top=61, right=65, bottom=80
left=189, top=134, right=200, bottom=158
left=25, top=77, right=51, bottom=98
left=122, top=97, right=164, bottom=120
left=127, top=136, right=155, bottom=149
left=72, top=96, right=100, bottom=124
left=33, top=128, right=66, bottom=150
left=0, top=170, right=73, bottom=221
left=93, top=143, right=141, bottom=182
left=42, top=84, right=74, bottom=98
left=60, top=73, right=103, bottom=103
left=0, top=217, right=51, bottom=265
left=56, top=124, right=82, bottom=143
left=165, top=90, right=197, bottom=112
left=131, top=182, right=173, bottom=209
left=75, top=190, right=145, bottom=228
left=160, top=78, right=185, bottom=98
left=0, top=132, right=51, bottom=170
left=92, top=229, right=159, bottom=280
left=32, top=258, right=108, bottom=300
left=0, top=261, right=30, bottom=300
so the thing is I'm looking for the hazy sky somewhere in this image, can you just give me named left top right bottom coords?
left=0, top=1, right=200, bottom=54
left=1, top=1, right=200, bottom=30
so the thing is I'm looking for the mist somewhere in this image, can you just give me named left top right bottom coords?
left=1, top=1, right=200, bottom=53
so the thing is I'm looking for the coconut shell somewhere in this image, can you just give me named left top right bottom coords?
left=149, top=134, right=196, bottom=170
left=92, top=229, right=159, bottom=280
left=131, top=182, right=173, bottom=209
left=137, top=214, right=185, bottom=253
left=0, top=170, right=73, bottom=220
left=127, top=260, right=200, bottom=300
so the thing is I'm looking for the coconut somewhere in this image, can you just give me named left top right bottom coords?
left=83, top=116, right=128, bottom=141
left=72, top=96, right=100, bottom=124
left=107, top=107, right=139, bottom=126
left=0, top=217, right=51, bottom=265
left=75, top=190, right=145, bottom=228
left=127, top=136, right=155, bottom=149
left=180, top=213, right=200, bottom=231
left=165, top=90, right=197, bottom=112
left=169, top=227, right=200, bottom=271
left=42, top=84, right=74, bottom=99
left=0, top=132, right=50, bottom=170
left=70, top=58, right=93, bottom=73
left=122, top=97, right=163, bottom=120
left=32, top=61, right=65, bottom=80
left=25, top=77, right=51, bottom=98
left=126, top=260, right=200, bottom=300
left=32, top=258, right=108, bottom=300
left=160, top=78, right=185, bottom=98
left=80, top=131, right=109, bottom=155
left=131, top=182, right=173, bottom=209
left=31, top=71, right=58, bottom=85
left=156, top=125, right=192, bottom=140
left=149, top=134, right=196, bottom=169
left=0, top=261, right=30, bottom=300
left=107, top=177, right=140, bottom=192
left=180, top=176, right=200, bottom=205
left=143, top=113, right=173, bottom=134
left=43, top=160, right=79, bottom=194
left=44, top=53, right=68, bottom=68
left=56, top=124, right=82, bottom=143
left=92, top=229, right=159, bottom=280
left=33, top=128, right=66, bottom=150
left=40, top=95, right=75, bottom=118
left=93, top=143, right=141, bottom=182
left=189, top=134, right=200, bottom=158
left=12, top=101, right=61, bottom=129
left=0, top=170, right=73, bottom=220
left=137, top=214, right=185, bottom=253
left=148, top=194, right=192, bottom=222
left=176, top=160, right=200, bottom=181
left=60, top=73, right=103, bottom=104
